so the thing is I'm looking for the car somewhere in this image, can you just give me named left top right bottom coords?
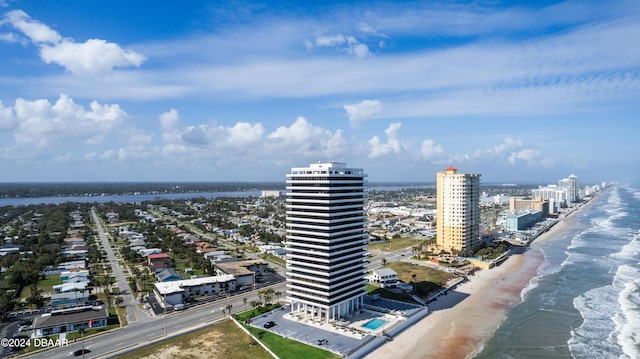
left=73, top=349, right=91, bottom=356
left=174, top=303, right=185, bottom=310
left=263, top=321, right=276, bottom=328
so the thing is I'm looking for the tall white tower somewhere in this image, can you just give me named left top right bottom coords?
left=285, top=162, right=368, bottom=323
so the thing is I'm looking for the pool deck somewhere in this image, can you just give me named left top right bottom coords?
left=250, top=298, right=430, bottom=358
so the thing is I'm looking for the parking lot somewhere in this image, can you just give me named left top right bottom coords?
left=250, top=306, right=376, bottom=357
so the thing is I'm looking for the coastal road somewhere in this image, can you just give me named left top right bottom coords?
left=24, top=282, right=286, bottom=358
left=367, top=247, right=413, bottom=270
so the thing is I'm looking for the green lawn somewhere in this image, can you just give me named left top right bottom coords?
left=366, top=283, right=415, bottom=302
left=386, top=261, right=452, bottom=297
left=368, top=237, right=424, bottom=252
left=247, top=326, right=339, bottom=359
left=260, top=253, right=285, bottom=267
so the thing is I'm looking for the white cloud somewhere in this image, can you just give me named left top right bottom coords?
left=508, top=149, right=540, bottom=165
left=40, top=39, right=145, bottom=75
left=315, top=35, right=347, bottom=47
left=0, top=32, right=19, bottom=43
left=368, top=122, right=407, bottom=159
left=158, top=109, right=266, bottom=158
left=420, top=139, right=445, bottom=160
left=343, top=99, right=383, bottom=123
left=266, top=117, right=345, bottom=157
left=447, top=137, right=554, bottom=168
left=5, top=10, right=61, bottom=43
left=3, top=10, right=145, bottom=74
left=308, top=33, right=370, bottom=58
left=0, top=101, right=14, bottom=129
left=8, top=94, right=126, bottom=151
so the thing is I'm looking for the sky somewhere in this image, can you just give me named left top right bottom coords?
left=0, top=0, right=638, bottom=184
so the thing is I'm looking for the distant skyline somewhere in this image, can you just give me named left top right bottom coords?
left=0, top=0, right=638, bottom=184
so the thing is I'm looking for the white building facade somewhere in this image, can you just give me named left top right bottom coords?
left=285, top=162, right=368, bottom=323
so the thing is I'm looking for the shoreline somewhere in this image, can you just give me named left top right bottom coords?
left=367, top=197, right=599, bottom=359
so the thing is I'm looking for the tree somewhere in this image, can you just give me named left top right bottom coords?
left=411, top=274, right=418, bottom=293
left=225, top=303, right=233, bottom=319
left=27, top=284, right=44, bottom=309
left=0, top=292, right=15, bottom=322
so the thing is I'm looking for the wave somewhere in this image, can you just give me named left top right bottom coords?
left=612, top=265, right=640, bottom=359
left=569, top=285, right=623, bottom=358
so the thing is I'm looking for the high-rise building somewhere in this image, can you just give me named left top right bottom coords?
left=558, top=175, right=579, bottom=204
left=436, top=166, right=481, bottom=252
left=285, top=162, right=368, bottom=323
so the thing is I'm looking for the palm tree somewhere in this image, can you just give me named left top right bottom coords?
left=225, top=303, right=233, bottom=319
left=411, top=274, right=417, bottom=293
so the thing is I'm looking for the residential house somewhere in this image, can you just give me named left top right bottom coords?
left=51, top=290, right=91, bottom=308
left=368, top=268, right=398, bottom=288
left=147, top=253, right=171, bottom=269
left=156, top=268, right=184, bottom=282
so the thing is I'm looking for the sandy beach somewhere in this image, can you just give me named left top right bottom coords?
left=367, top=204, right=590, bottom=359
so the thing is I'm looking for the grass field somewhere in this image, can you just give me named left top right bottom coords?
left=368, top=237, right=425, bottom=252
left=117, top=321, right=272, bottom=359
left=386, top=261, right=452, bottom=297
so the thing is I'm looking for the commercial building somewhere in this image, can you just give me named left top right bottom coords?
left=505, top=211, right=543, bottom=231
left=153, top=274, right=236, bottom=307
left=509, top=196, right=549, bottom=217
left=214, top=259, right=269, bottom=287
left=33, top=306, right=108, bottom=337
left=436, top=166, right=481, bottom=252
left=285, top=162, right=368, bottom=323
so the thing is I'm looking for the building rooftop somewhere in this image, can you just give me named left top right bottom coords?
left=153, top=274, right=236, bottom=295
left=33, top=306, right=108, bottom=329
left=372, top=268, right=397, bottom=277
left=215, top=259, right=268, bottom=276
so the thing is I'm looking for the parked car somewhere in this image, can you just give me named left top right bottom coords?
left=263, top=321, right=276, bottom=328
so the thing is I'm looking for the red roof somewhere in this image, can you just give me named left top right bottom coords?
left=148, top=253, right=170, bottom=259
left=445, top=166, right=457, bottom=172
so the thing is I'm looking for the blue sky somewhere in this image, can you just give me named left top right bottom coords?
left=0, top=0, right=638, bottom=184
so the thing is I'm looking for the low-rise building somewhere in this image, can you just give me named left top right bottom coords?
left=156, top=268, right=184, bottom=282
left=33, top=306, right=108, bottom=337
left=368, top=268, right=398, bottom=288
left=51, top=290, right=91, bottom=308
left=505, top=211, right=543, bottom=231
left=153, top=275, right=236, bottom=307
left=214, top=260, right=268, bottom=287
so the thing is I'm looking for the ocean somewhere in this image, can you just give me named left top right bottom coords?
left=474, top=185, right=640, bottom=359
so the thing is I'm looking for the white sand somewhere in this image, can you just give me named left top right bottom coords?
left=367, top=206, right=585, bottom=359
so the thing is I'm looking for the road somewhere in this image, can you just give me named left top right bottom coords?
left=23, top=281, right=285, bottom=358
left=90, top=209, right=148, bottom=325
left=19, top=210, right=286, bottom=358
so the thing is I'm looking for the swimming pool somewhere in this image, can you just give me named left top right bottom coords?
left=362, top=318, right=387, bottom=330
